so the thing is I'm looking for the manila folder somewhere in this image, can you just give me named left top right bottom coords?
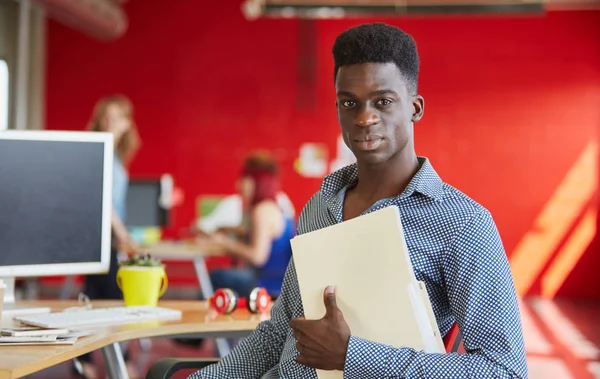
left=291, top=206, right=445, bottom=379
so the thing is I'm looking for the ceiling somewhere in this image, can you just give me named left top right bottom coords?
left=242, top=0, right=600, bottom=19
left=23, top=0, right=599, bottom=40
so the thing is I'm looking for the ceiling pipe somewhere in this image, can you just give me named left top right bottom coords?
left=32, top=0, right=128, bottom=40
left=242, top=0, right=600, bottom=19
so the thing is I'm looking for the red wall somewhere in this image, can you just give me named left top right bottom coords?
left=45, top=2, right=600, bottom=299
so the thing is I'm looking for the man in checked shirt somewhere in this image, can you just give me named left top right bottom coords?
left=191, top=22, right=528, bottom=379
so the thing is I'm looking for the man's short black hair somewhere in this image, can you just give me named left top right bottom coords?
left=332, top=23, right=420, bottom=94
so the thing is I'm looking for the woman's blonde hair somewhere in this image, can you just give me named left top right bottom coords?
left=88, top=94, right=140, bottom=166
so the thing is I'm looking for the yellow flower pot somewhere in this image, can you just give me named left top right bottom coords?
left=116, top=266, right=168, bottom=307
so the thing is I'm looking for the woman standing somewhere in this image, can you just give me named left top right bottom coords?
left=85, top=94, right=140, bottom=297
left=76, top=94, right=141, bottom=378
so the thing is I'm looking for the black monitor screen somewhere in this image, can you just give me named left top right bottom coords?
left=126, top=180, right=168, bottom=227
left=0, top=139, right=105, bottom=266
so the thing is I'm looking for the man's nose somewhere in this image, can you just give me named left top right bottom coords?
left=355, top=105, right=380, bottom=127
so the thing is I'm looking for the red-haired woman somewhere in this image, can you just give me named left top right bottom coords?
left=202, top=152, right=296, bottom=298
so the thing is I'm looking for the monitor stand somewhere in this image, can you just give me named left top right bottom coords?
left=1, top=277, right=51, bottom=318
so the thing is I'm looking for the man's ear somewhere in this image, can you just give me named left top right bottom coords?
left=412, top=95, right=424, bottom=122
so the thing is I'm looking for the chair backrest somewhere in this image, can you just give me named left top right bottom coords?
left=443, top=323, right=466, bottom=353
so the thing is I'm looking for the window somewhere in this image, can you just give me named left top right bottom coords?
left=0, top=59, right=8, bottom=131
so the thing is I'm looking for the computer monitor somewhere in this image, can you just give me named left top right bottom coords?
left=0, top=130, right=113, bottom=315
left=125, top=175, right=172, bottom=228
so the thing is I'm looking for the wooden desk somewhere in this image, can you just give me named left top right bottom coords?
left=60, top=240, right=233, bottom=358
left=0, top=300, right=265, bottom=379
left=144, top=240, right=226, bottom=260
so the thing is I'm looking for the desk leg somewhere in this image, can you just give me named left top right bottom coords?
left=193, top=257, right=231, bottom=358
left=194, top=256, right=214, bottom=299
left=102, top=342, right=129, bottom=379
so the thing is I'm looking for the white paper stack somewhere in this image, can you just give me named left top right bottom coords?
left=0, top=327, right=93, bottom=345
left=291, top=206, right=445, bottom=379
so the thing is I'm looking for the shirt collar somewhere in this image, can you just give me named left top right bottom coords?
left=320, top=156, right=445, bottom=202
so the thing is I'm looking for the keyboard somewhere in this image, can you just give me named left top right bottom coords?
left=14, top=306, right=182, bottom=329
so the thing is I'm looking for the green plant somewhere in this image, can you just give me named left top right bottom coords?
left=119, top=253, right=164, bottom=267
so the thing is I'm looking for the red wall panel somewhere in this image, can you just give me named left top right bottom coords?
left=45, top=2, right=600, bottom=298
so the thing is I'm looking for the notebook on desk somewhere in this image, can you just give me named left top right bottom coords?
left=291, top=206, right=445, bottom=379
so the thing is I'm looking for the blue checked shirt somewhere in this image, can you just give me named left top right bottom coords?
left=191, top=157, right=528, bottom=379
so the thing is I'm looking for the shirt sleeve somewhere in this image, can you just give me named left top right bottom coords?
left=188, top=257, right=298, bottom=379
left=343, top=209, right=528, bottom=379
left=111, top=156, right=128, bottom=222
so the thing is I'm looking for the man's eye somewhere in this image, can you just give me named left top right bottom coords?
left=376, top=99, right=392, bottom=106
left=340, top=100, right=356, bottom=108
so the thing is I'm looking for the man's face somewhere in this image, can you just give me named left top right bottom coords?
left=335, top=62, right=423, bottom=166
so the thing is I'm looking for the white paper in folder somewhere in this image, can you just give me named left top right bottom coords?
left=291, top=206, right=445, bottom=379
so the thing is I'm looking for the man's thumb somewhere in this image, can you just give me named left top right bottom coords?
left=324, top=285, right=337, bottom=314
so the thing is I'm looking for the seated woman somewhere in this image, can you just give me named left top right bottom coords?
left=174, top=152, right=295, bottom=350
left=200, top=152, right=296, bottom=299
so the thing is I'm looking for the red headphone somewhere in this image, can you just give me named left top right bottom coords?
left=209, top=287, right=271, bottom=315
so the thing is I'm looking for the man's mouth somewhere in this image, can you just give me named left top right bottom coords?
left=354, top=136, right=383, bottom=151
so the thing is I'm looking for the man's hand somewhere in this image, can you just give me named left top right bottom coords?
left=289, top=285, right=351, bottom=371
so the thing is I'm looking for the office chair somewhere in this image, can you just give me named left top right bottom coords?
left=145, top=323, right=464, bottom=379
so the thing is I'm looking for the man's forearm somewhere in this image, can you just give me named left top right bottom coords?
left=344, top=336, right=526, bottom=379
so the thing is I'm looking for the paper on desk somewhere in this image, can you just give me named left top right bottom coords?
left=0, top=328, right=93, bottom=346
left=1, top=327, right=70, bottom=336
left=0, top=335, right=57, bottom=342
left=291, top=206, right=444, bottom=379
left=0, top=336, right=79, bottom=345
left=0, top=335, right=79, bottom=345
left=1, top=327, right=94, bottom=338
left=61, top=329, right=95, bottom=338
